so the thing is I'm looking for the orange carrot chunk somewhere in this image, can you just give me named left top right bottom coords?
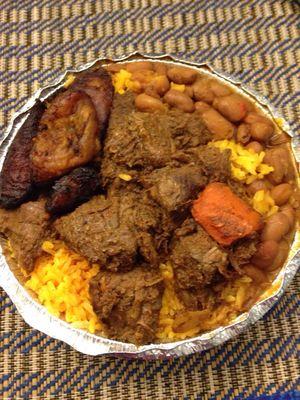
left=192, top=182, right=263, bottom=246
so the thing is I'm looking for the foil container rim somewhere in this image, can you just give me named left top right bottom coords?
left=0, top=52, right=299, bottom=358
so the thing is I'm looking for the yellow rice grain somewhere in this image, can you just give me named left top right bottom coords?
left=210, top=140, right=274, bottom=184
left=252, top=189, right=279, bottom=217
left=25, top=240, right=101, bottom=334
left=112, top=69, right=140, bottom=94
left=63, top=74, right=76, bottom=88
left=157, top=262, right=255, bottom=341
left=170, top=82, right=186, bottom=92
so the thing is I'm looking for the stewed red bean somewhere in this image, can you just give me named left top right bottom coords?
left=192, top=79, right=215, bottom=104
left=209, top=80, right=231, bottom=97
left=245, top=141, right=264, bottom=153
left=154, top=63, right=168, bottom=75
left=264, top=148, right=290, bottom=185
left=194, top=101, right=211, bottom=113
left=131, top=70, right=155, bottom=90
left=146, top=75, right=170, bottom=96
left=267, top=240, right=290, bottom=271
left=212, top=94, right=250, bottom=122
left=196, top=106, right=235, bottom=139
left=167, top=67, right=198, bottom=85
left=243, top=264, right=268, bottom=283
left=250, top=122, right=274, bottom=142
left=244, top=112, right=273, bottom=125
left=184, top=85, right=194, bottom=98
left=163, top=89, right=195, bottom=112
left=280, top=204, right=296, bottom=230
left=251, top=240, right=279, bottom=268
left=106, top=63, right=127, bottom=73
left=236, top=123, right=251, bottom=144
left=126, top=61, right=154, bottom=72
left=246, top=179, right=270, bottom=196
left=271, top=183, right=293, bottom=206
left=135, top=93, right=165, bottom=112
left=261, top=212, right=290, bottom=242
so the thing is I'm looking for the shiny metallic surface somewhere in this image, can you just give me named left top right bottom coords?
left=0, top=53, right=299, bottom=358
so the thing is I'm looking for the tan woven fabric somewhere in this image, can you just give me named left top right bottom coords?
left=0, top=1, right=299, bottom=399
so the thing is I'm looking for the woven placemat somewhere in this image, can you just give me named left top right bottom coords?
left=0, top=1, right=299, bottom=399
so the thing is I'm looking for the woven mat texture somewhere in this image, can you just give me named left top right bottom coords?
left=0, top=0, right=299, bottom=399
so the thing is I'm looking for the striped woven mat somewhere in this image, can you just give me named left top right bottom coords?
left=0, top=1, right=299, bottom=399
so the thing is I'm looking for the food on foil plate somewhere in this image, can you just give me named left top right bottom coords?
left=0, top=61, right=299, bottom=346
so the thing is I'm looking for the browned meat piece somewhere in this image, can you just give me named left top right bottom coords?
left=191, top=146, right=231, bottom=183
left=168, top=109, right=212, bottom=149
left=72, top=67, right=114, bottom=131
left=89, top=267, right=164, bottom=344
left=229, top=236, right=258, bottom=273
left=46, top=166, right=101, bottom=215
left=0, top=199, right=50, bottom=272
left=31, top=91, right=100, bottom=183
left=170, top=219, right=228, bottom=310
left=54, top=185, right=172, bottom=271
left=101, top=92, right=174, bottom=183
left=141, top=164, right=207, bottom=213
left=0, top=102, right=45, bottom=208
left=102, top=94, right=213, bottom=184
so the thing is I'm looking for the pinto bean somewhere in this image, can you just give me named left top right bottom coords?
left=199, top=107, right=235, bottom=139
left=261, top=212, right=290, bottom=242
left=271, top=183, right=293, bottom=206
left=144, top=86, right=160, bottom=98
left=280, top=204, right=296, bottom=230
left=252, top=240, right=279, bottom=268
left=154, top=63, right=168, bottom=74
left=269, top=131, right=289, bottom=146
left=209, top=80, right=231, bottom=97
left=192, top=79, right=215, bottom=104
left=163, top=89, right=195, bottom=112
left=244, top=112, right=273, bottom=125
left=131, top=70, right=155, bottom=89
left=135, top=93, right=165, bottom=112
left=243, top=264, right=268, bottom=283
left=184, top=85, right=194, bottom=98
left=106, top=63, right=127, bottom=73
left=264, top=148, right=289, bottom=185
left=146, top=75, right=170, bottom=96
left=247, top=179, right=269, bottom=196
left=266, top=240, right=289, bottom=271
left=246, top=141, right=264, bottom=153
left=194, top=101, right=211, bottom=113
left=236, top=123, right=251, bottom=144
left=167, top=66, right=198, bottom=85
left=212, top=94, right=249, bottom=122
left=250, top=122, right=274, bottom=142
left=126, top=61, right=154, bottom=72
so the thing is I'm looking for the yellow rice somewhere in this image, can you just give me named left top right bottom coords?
left=251, top=189, right=278, bottom=217
left=157, top=263, right=255, bottom=341
left=210, top=139, right=278, bottom=217
left=170, top=82, right=186, bottom=92
left=25, top=240, right=101, bottom=334
left=112, top=69, right=140, bottom=94
left=211, top=139, right=274, bottom=184
left=22, top=139, right=274, bottom=341
left=23, top=241, right=262, bottom=341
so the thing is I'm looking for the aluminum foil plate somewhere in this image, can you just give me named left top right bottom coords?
left=0, top=53, right=299, bottom=358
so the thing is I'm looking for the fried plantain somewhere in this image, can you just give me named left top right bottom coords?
left=31, top=90, right=100, bottom=183
left=0, top=101, right=45, bottom=208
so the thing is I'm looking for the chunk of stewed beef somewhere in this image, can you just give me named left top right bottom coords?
left=170, top=219, right=228, bottom=310
left=89, top=267, right=164, bottom=344
left=54, top=185, right=173, bottom=271
left=0, top=199, right=50, bottom=272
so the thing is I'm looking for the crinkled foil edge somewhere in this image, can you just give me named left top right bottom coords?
left=0, top=52, right=299, bottom=358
